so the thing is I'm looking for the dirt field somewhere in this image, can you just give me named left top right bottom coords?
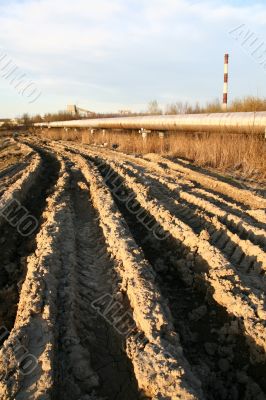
left=0, top=136, right=265, bottom=400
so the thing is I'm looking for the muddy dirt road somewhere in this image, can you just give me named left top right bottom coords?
left=0, top=137, right=265, bottom=400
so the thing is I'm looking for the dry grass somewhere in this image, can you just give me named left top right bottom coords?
left=165, top=96, right=266, bottom=114
left=168, top=133, right=266, bottom=181
left=40, top=128, right=266, bottom=181
left=42, top=128, right=80, bottom=141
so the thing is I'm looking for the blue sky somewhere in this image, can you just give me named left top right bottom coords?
left=0, top=0, right=266, bottom=117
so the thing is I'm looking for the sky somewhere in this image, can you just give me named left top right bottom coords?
left=0, top=0, right=266, bottom=118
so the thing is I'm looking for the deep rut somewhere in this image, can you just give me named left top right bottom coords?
left=95, top=159, right=266, bottom=400
left=102, top=160, right=266, bottom=296
left=0, top=147, right=60, bottom=336
left=55, top=159, right=141, bottom=400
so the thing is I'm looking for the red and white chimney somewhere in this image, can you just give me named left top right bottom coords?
left=223, top=53, right=229, bottom=111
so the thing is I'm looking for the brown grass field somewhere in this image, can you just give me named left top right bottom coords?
left=41, top=128, right=266, bottom=182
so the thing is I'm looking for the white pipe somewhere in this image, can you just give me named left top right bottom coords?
left=35, top=111, right=266, bottom=132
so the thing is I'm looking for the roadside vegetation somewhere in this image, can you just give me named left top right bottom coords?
left=162, top=96, right=266, bottom=114
left=10, top=95, right=266, bottom=183
left=41, top=128, right=266, bottom=183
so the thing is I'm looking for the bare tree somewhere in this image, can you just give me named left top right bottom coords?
left=147, top=100, right=162, bottom=115
left=21, top=113, right=32, bottom=128
left=165, top=101, right=192, bottom=114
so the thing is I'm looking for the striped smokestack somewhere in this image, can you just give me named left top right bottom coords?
left=223, top=53, right=229, bottom=111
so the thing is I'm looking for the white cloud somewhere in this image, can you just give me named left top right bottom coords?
left=0, top=0, right=122, bottom=56
left=141, top=0, right=266, bottom=25
left=0, top=0, right=266, bottom=117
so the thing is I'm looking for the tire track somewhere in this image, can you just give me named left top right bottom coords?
left=0, top=152, right=36, bottom=198
left=143, top=154, right=266, bottom=210
left=84, top=153, right=266, bottom=293
left=55, top=156, right=141, bottom=400
left=106, top=160, right=266, bottom=284
left=64, top=143, right=265, bottom=225
left=0, top=145, right=60, bottom=337
left=59, top=143, right=266, bottom=236
left=0, top=152, right=66, bottom=399
left=85, top=155, right=266, bottom=362
left=191, top=188, right=266, bottom=227
left=51, top=143, right=266, bottom=297
left=72, top=152, right=203, bottom=400
left=7, top=138, right=264, bottom=400
left=87, top=148, right=266, bottom=247
left=90, top=156, right=266, bottom=399
left=122, top=158, right=266, bottom=241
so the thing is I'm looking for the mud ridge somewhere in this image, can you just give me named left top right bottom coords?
left=0, top=153, right=65, bottom=398
left=0, top=145, right=60, bottom=336
left=88, top=155, right=266, bottom=362
left=143, top=154, right=266, bottom=210
left=72, top=152, right=204, bottom=400
left=105, top=160, right=266, bottom=293
left=94, top=158, right=266, bottom=399
left=55, top=157, right=141, bottom=400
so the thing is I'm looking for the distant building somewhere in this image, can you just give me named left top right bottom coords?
left=118, top=110, right=132, bottom=115
left=67, top=105, right=78, bottom=115
left=66, top=105, right=95, bottom=117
